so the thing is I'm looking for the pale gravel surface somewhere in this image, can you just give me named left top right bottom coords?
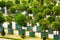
left=0, top=38, right=11, bottom=40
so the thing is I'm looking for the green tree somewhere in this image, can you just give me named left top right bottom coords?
left=15, top=0, right=20, bottom=4
left=0, top=12, right=5, bottom=36
left=46, top=4, right=55, bottom=9
left=16, top=4, right=29, bottom=12
left=39, top=19, right=50, bottom=39
left=6, top=15, right=14, bottom=28
left=10, top=6, right=16, bottom=14
left=6, top=14, right=14, bottom=23
left=47, top=16, right=55, bottom=23
left=43, top=8, right=51, bottom=15
left=0, top=12, right=5, bottom=24
left=52, top=6, right=60, bottom=16
left=0, top=1, right=5, bottom=8
left=6, top=1, right=14, bottom=9
left=51, top=21, right=60, bottom=34
left=27, top=8, right=33, bottom=14
left=0, top=1, right=5, bottom=13
left=14, top=14, right=28, bottom=27
left=34, top=12, right=44, bottom=23
left=39, top=6, right=47, bottom=12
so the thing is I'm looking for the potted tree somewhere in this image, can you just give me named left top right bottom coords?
left=14, top=14, right=28, bottom=38
left=51, top=21, right=60, bottom=40
left=6, top=15, right=14, bottom=34
left=34, top=12, right=44, bottom=32
left=0, top=12, right=5, bottom=36
left=39, top=19, right=50, bottom=40
left=29, top=19, right=36, bottom=37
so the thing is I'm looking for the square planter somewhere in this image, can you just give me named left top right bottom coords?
left=0, top=24, right=3, bottom=33
left=16, top=24, right=22, bottom=30
left=58, top=31, right=60, bottom=35
left=54, top=35, right=59, bottom=40
left=8, top=29, right=14, bottom=34
left=41, top=32, right=48, bottom=38
left=27, top=26, right=32, bottom=31
left=36, top=26, right=41, bottom=32
left=48, top=28, right=53, bottom=34
left=29, top=31, right=35, bottom=37
left=8, top=24, right=12, bottom=29
left=1, top=8, right=5, bottom=13
left=18, top=29, right=26, bottom=35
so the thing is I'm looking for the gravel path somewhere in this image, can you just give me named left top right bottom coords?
left=0, top=38, right=11, bottom=40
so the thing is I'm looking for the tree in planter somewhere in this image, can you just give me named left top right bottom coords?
left=27, top=15, right=36, bottom=37
left=29, top=20, right=36, bottom=37
left=51, top=21, right=60, bottom=40
left=6, top=15, right=14, bottom=34
left=6, top=15, right=13, bottom=27
left=39, top=19, right=50, bottom=40
left=0, top=12, right=5, bottom=36
left=0, top=1, right=5, bottom=13
left=14, top=14, right=28, bottom=38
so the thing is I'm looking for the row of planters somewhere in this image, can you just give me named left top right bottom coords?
left=0, top=12, right=59, bottom=40
left=0, top=13, right=59, bottom=40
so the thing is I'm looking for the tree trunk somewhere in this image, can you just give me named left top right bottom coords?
left=43, top=30, right=46, bottom=40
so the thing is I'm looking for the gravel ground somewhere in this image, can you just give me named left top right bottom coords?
left=0, top=38, right=11, bottom=40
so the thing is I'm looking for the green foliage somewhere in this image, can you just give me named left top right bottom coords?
left=14, top=14, right=28, bottom=27
left=15, top=0, right=20, bottom=4
left=6, top=15, right=14, bottom=23
left=46, top=4, right=55, bottom=9
left=34, top=12, right=44, bottom=22
left=40, top=0, right=44, bottom=6
left=0, top=1, right=5, bottom=7
left=51, top=21, right=60, bottom=31
left=52, top=6, right=60, bottom=15
left=16, top=4, right=29, bottom=12
left=0, top=12, right=5, bottom=24
left=10, top=6, right=16, bottom=14
left=39, top=19, right=50, bottom=30
left=43, top=8, right=51, bottom=15
left=27, top=8, right=33, bottom=14
left=47, top=16, right=55, bottom=23
left=39, top=6, right=47, bottom=12
left=6, top=1, right=14, bottom=9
